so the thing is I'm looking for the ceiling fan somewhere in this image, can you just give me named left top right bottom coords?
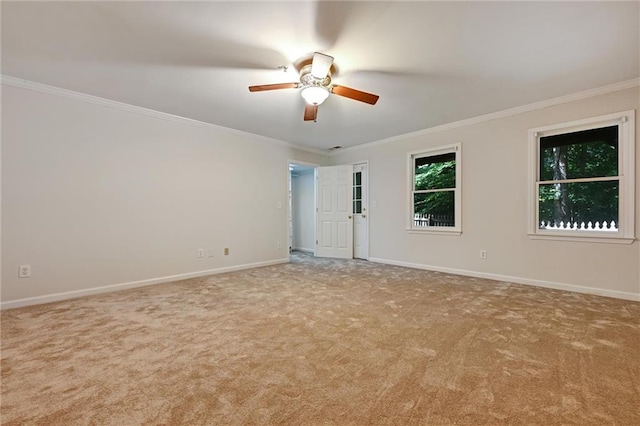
left=248, top=52, right=379, bottom=122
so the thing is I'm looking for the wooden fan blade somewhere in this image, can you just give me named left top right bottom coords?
left=304, top=104, right=318, bottom=122
left=248, top=83, right=298, bottom=92
left=311, top=52, right=334, bottom=79
left=332, top=85, right=379, bottom=105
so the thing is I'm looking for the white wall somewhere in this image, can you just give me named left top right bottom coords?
left=3, top=81, right=638, bottom=306
left=331, top=86, right=640, bottom=300
left=291, top=170, right=315, bottom=252
left=1, top=82, right=327, bottom=307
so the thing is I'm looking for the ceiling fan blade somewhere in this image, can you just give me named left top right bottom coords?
left=332, top=85, right=380, bottom=105
left=304, top=104, right=318, bottom=122
left=311, top=52, right=334, bottom=79
left=248, top=83, right=298, bottom=92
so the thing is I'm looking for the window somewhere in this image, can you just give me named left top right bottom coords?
left=408, top=143, right=461, bottom=234
left=528, top=110, right=635, bottom=243
left=353, top=170, right=362, bottom=214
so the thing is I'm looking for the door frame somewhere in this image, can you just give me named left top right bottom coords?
left=287, top=159, right=369, bottom=260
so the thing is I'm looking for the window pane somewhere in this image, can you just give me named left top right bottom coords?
left=540, top=126, right=618, bottom=181
left=413, top=191, right=455, bottom=227
left=414, top=153, right=456, bottom=190
left=354, top=200, right=362, bottom=214
left=354, top=172, right=361, bottom=186
left=355, top=186, right=362, bottom=200
left=538, top=180, right=618, bottom=229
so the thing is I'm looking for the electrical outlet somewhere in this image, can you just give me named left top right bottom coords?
left=224, top=248, right=229, bottom=255
left=19, top=265, right=31, bottom=278
left=480, top=250, right=487, bottom=260
left=208, top=248, right=214, bottom=257
left=276, top=242, right=282, bottom=249
left=277, top=201, right=282, bottom=209
left=197, top=249, right=205, bottom=258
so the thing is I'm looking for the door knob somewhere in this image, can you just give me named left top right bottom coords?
left=348, top=215, right=352, bottom=219
left=362, top=215, right=367, bottom=218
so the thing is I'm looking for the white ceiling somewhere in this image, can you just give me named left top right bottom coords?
left=2, top=1, right=638, bottom=151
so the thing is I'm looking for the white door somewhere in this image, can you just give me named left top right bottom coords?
left=316, top=165, right=353, bottom=259
left=353, top=163, right=368, bottom=259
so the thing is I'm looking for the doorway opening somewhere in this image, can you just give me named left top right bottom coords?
left=289, top=162, right=317, bottom=257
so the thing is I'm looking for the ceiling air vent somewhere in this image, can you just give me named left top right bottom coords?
left=328, top=146, right=342, bottom=151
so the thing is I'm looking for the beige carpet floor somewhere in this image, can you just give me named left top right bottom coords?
left=1, top=252, right=639, bottom=425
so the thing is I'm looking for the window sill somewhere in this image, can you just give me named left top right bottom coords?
left=407, top=228, right=462, bottom=236
left=528, top=232, right=635, bottom=245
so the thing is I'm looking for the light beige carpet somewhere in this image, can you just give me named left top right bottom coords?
left=1, top=252, right=639, bottom=425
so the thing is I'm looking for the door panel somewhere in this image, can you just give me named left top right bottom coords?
left=321, top=221, right=332, bottom=248
left=337, top=183, right=349, bottom=212
left=353, top=163, right=368, bottom=259
left=337, top=221, right=349, bottom=248
left=321, top=185, right=332, bottom=211
left=316, top=165, right=353, bottom=258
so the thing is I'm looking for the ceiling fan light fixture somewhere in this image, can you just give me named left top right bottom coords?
left=301, top=86, right=330, bottom=105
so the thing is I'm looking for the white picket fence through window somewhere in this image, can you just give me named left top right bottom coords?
left=414, top=214, right=455, bottom=227
left=540, top=220, right=618, bottom=232
left=415, top=217, right=619, bottom=231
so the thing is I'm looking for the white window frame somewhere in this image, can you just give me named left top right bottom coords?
left=527, top=110, right=635, bottom=244
left=407, top=143, right=462, bottom=235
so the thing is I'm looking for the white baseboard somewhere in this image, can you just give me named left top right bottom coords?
left=369, top=257, right=640, bottom=302
left=1, top=258, right=290, bottom=310
left=292, top=247, right=314, bottom=254
left=4, top=257, right=636, bottom=309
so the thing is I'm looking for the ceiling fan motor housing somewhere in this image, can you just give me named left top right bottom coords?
left=299, top=65, right=332, bottom=88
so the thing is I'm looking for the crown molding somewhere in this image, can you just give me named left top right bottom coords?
left=1, top=74, right=329, bottom=157
left=4, top=74, right=637, bottom=157
left=332, top=77, right=640, bottom=155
